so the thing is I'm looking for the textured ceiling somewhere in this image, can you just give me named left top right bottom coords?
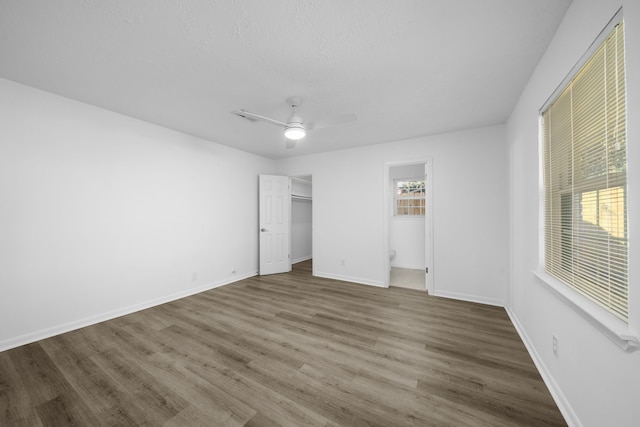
left=0, top=0, right=571, bottom=159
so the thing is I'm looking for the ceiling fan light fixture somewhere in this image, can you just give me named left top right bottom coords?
left=234, top=97, right=355, bottom=148
left=284, top=124, right=306, bottom=140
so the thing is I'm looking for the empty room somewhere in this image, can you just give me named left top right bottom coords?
left=1, top=0, right=638, bottom=426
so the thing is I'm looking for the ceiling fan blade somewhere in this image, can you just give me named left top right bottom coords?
left=307, top=113, right=357, bottom=131
left=233, top=109, right=287, bottom=128
left=285, top=139, right=297, bottom=149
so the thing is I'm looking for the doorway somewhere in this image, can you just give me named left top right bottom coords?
left=384, top=160, right=433, bottom=293
left=290, top=175, right=312, bottom=267
left=259, top=174, right=313, bottom=276
left=259, top=174, right=292, bottom=275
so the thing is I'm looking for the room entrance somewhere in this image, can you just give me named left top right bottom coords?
left=290, top=175, right=312, bottom=266
left=258, top=174, right=312, bottom=276
left=384, top=160, right=433, bottom=293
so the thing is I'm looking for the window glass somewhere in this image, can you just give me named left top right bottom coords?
left=395, top=179, right=425, bottom=216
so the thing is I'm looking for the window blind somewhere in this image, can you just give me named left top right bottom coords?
left=541, top=18, right=628, bottom=321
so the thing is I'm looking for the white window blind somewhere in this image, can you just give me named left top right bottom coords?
left=541, top=17, right=628, bottom=321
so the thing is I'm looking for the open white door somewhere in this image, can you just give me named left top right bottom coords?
left=259, top=175, right=291, bottom=275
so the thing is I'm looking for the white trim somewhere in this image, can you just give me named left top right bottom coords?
left=0, top=272, right=257, bottom=352
left=424, top=160, right=434, bottom=295
left=431, top=289, right=504, bottom=307
left=533, top=270, right=639, bottom=351
left=383, top=165, right=391, bottom=286
left=314, top=271, right=386, bottom=288
left=538, top=114, right=546, bottom=271
left=505, top=307, right=582, bottom=427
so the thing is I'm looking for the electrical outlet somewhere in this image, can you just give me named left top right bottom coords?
left=340, top=258, right=345, bottom=267
left=552, top=335, right=558, bottom=357
left=192, top=272, right=198, bottom=281
left=231, top=268, right=236, bottom=274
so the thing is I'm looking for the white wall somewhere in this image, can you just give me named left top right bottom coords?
left=389, top=218, right=425, bottom=269
left=389, top=164, right=425, bottom=269
left=277, top=125, right=509, bottom=305
left=291, top=199, right=312, bottom=263
left=0, top=78, right=274, bottom=350
left=506, top=1, right=640, bottom=426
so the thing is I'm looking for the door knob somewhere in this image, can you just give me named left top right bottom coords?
left=261, top=228, right=268, bottom=232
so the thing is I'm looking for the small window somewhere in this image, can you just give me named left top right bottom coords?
left=394, top=178, right=425, bottom=216
left=541, top=15, right=628, bottom=321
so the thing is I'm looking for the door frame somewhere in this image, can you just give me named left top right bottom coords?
left=383, top=158, right=434, bottom=294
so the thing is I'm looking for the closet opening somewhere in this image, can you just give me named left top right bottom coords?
left=290, top=175, right=313, bottom=271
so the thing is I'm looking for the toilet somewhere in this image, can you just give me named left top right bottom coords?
left=389, top=250, right=396, bottom=271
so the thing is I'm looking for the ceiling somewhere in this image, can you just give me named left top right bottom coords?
left=0, top=0, right=571, bottom=159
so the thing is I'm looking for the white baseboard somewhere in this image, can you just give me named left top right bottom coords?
left=431, top=289, right=504, bottom=307
left=292, top=255, right=312, bottom=264
left=314, top=271, right=386, bottom=288
left=505, top=306, right=581, bottom=427
left=0, top=271, right=257, bottom=353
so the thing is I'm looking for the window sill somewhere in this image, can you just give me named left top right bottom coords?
left=532, top=270, right=639, bottom=352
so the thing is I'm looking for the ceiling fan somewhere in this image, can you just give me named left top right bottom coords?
left=233, top=97, right=357, bottom=149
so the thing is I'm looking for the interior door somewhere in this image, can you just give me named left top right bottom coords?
left=259, top=174, right=291, bottom=275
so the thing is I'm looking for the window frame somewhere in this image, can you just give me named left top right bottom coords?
left=393, top=177, right=426, bottom=217
left=536, top=8, right=638, bottom=351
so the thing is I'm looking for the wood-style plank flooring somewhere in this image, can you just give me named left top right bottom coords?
left=0, top=260, right=566, bottom=426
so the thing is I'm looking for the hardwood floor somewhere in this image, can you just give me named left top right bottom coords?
left=0, top=260, right=566, bottom=426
